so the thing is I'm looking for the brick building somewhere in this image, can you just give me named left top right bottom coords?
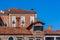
left=0, top=8, right=45, bottom=40
left=44, top=26, right=60, bottom=40
left=0, top=8, right=60, bottom=40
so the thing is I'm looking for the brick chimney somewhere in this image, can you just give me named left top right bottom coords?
left=16, top=17, right=20, bottom=27
left=48, top=25, right=52, bottom=31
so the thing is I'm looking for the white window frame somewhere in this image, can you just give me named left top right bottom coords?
left=44, top=35, right=60, bottom=40
left=12, top=16, right=16, bottom=27
left=20, top=16, right=25, bottom=27
left=30, top=16, right=34, bottom=24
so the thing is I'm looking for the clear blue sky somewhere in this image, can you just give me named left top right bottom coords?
left=0, top=0, right=60, bottom=30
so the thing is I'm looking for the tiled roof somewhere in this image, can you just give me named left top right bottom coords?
left=4, top=8, right=35, bottom=14
left=0, top=27, right=32, bottom=35
left=27, top=21, right=45, bottom=30
left=44, top=30, right=60, bottom=35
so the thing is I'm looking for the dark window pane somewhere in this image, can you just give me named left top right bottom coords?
left=22, top=21, right=24, bottom=24
left=17, top=38, right=23, bottom=40
left=34, top=26, right=43, bottom=31
left=12, top=20, right=15, bottom=24
left=56, top=37, right=60, bottom=40
left=36, top=38, right=40, bottom=40
left=29, top=39, right=33, bottom=40
left=4, top=23, right=7, bottom=26
left=17, top=39, right=22, bottom=40
left=45, top=37, right=54, bottom=40
left=31, top=21, right=33, bottom=24
left=9, top=37, right=13, bottom=40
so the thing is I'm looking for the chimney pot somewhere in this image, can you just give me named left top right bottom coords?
left=48, top=25, right=52, bottom=31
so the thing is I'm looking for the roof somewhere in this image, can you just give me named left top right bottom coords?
left=0, top=27, right=32, bottom=35
left=27, top=21, right=45, bottom=30
left=4, top=8, right=36, bottom=14
left=44, top=30, right=60, bottom=35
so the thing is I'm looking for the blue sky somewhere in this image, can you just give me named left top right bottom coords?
left=0, top=0, right=60, bottom=30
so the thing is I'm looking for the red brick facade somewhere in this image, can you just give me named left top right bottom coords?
left=0, top=8, right=59, bottom=40
left=0, top=8, right=45, bottom=40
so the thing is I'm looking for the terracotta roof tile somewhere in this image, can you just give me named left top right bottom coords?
left=4, top=8, right=35, bottom=14
left=44, top=30, right=60, bottom=35
left=0, top=27, right=32, bottom=35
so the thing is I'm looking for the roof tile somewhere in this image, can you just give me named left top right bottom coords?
left=0, top=27, right=32, bottom=35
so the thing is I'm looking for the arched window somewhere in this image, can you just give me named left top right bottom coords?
left=8, top=37, right=14, bottom=40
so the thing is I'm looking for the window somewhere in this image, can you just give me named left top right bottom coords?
left=4, top=23, right=7, bottom=26
left=36, top=38, right=40, bottom=40
left=30, top=16, right=34, bottom=24
left=21, top=16, right=25, bottom=27
left=56, top=37, right=60, bottom=40
left=8, top=37, right=13, bottom=40
left=34, top=26, right=43, bottom=31
left=17, top=38, right=23, bottom=40
left=29, top=38, right=33, bottom=40
left=45, top=37, right=54, bottom=40
left=0, top=38, right=1, bottom=40
left=12, top=16, right=16, bottom=27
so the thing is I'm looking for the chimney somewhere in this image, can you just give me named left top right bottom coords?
left=48, top=25, right=52, bottom=31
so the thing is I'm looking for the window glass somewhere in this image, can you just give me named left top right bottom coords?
left=29, top=38, right=33, bottom=40
left=17, top=38, right=23, bottom=40
left=9, top=37, right=13, bottom=40
left=56, top=37, right=60, bottom=40
left=36, top=38, right=40, bottom=40
left=4, top=23, right=7, bottom=26
left=45, top=37, right=54, bottom=40
left=36, top=39, right=40, bottom=40
left=17, top=38, right=22, bottom=40
left=34, top=26, right=43, bottom=31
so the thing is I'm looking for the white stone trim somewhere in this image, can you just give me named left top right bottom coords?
left=54, top=36, right=56, bottom=40
left=45, top=35, right=60, bottom=37
left=44, top=36, right=45, bottom=40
